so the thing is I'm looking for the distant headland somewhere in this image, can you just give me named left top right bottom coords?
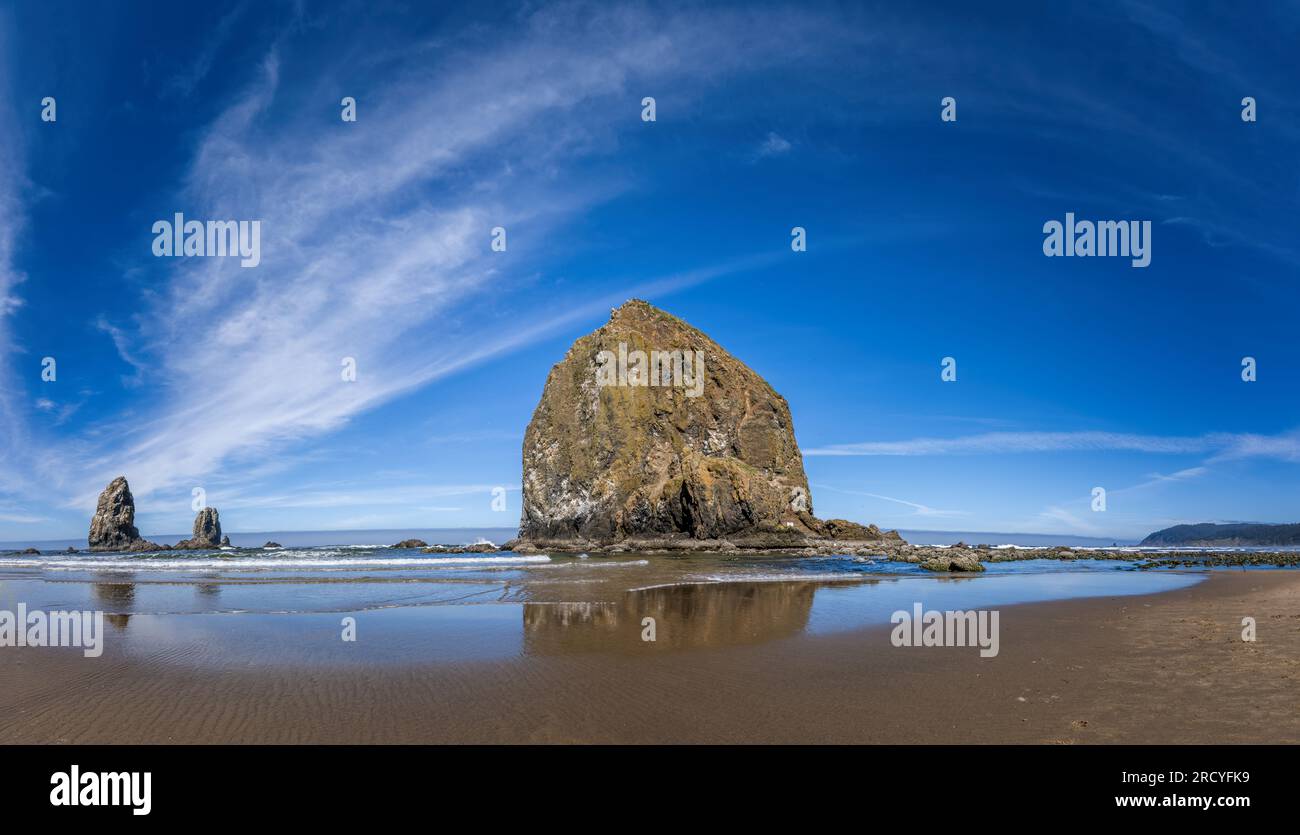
left=1140, top=522, right=1300, bottom=547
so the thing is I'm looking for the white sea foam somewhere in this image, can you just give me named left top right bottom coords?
left=628, top=573, right=871, bottom=591
left=532, top=559, right=648, bottom=569
left=0, top=555, right=552, bottom=571
left=696, top=572, right=871, bottom=584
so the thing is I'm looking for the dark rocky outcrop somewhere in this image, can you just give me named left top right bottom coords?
left=510, top=300, right=901, bottom=553
left=88, top=477, right=167, bottom=552
left=392, top=539, right=428, bottom=549
left=263, top=541, right=282, bottom=549
left=173, top=507, right=223, bottom=550
left=816, top=519, right=904, bottom=543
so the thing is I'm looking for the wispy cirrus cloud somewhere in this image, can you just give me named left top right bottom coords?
left=805, top=430, right=1300, bottom=462
left=809, top=430, right=1298, bottom=538
left=751, top=131, right=792, bottom=160
left=162, top=0, right=250, bottom=98
left=0, top=511, right=48, bottom=524
left=1142, top=466, right=1208, bottom=484
left=12, top=2, right=867, bottom=512
left=811, top=483, right=968, bottom=519
left=209, top=483, right=512, bottom=512
left=0, top=14, right=34, bottom=501
left=862, top=492, right=967, bottom=518
left=1037, top=505, right=1103, bottom=535
left=94, top=316, right=146, bottom=387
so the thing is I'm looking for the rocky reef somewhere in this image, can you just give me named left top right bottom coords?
left=508, top=300, right=901, bottom=554
left=891, top=542, right=1300, bottom=571
left=918, top=551, right=986, bottom=572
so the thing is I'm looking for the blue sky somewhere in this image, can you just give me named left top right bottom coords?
left=1, top=0, right=1298, bottom=542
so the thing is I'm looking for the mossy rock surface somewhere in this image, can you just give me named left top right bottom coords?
left=519, top=300, right=821, bottom=546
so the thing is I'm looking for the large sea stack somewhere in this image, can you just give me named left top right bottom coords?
left=511, top=300, right=901, bottom=553
left=87, top=476, right=165, bottom=552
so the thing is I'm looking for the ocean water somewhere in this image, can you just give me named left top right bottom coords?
left=1, top=534, right=1283, bottom=667
left=896, top=529, right=1134, bottom=547
left=0, top=542, right=1198, bottom=614
left=0, top=544, right=1201, bottom=666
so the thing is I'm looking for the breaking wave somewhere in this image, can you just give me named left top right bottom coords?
left=0, top=554, right=552, bottom=571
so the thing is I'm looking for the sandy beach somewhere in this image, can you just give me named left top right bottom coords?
left=1, top=568, right=1296, bottom=744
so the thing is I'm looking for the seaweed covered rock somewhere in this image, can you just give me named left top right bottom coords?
left=919, top=551, right=986, bottom=572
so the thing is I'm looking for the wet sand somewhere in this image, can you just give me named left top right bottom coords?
left=1, top=570, right=1296, bottom=743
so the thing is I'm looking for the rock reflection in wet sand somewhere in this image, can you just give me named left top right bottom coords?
left=523, top=581, right=822, bottom=654
left=92, top=579, right=135, bottom=629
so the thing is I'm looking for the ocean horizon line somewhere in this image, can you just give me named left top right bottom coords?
left=1, top=526, right=1138, bottom=550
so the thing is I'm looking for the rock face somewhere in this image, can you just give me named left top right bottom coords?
left=820, top=519, right=903, bottom=543
left=174, top=507, right=223, bottom=550
left=514, top=300, right=899, bottom=552
left=88, top=477, right=165, bottom=552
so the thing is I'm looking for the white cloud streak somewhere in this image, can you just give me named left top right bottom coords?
left=1037, top=505, right=1102, bottom=535
left=753, top=131, right=792, bottom=160
left=862, top=492, right=968, bottom=518
left=810, top=483, right=967, bottom=519
left=94, top=316, right=146, bottom=387
left=13, top=2, right=864, bottom=513
left=805, top=430, right=1300, bottom=462
left=0, top=13, right=34, bottom=502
